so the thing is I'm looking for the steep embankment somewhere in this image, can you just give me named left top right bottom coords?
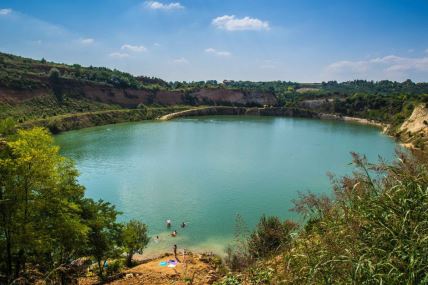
left=0, top=80, right=277, bottom=110
left=19, top=106, right=191, bottom=133
left=398, top=104, right=428, bottom=150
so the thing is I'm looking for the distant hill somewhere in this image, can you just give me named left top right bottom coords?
left=1, top=51, right=428, bottom=130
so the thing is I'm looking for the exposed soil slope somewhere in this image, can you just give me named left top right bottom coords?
left=0, top=80, right=277, bottom=108
left=399, top=104, right=428, bottom=149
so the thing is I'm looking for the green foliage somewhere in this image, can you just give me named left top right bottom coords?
left=121, top=219, right=149, bottom=267
left=215, top=274, right=242, bottom=285
left=105, top=259, right=125, bottom=277
left=248, top=216, right=297, bottom=259
left=82, top=199, right=122, bottom=279
left=0, top=128, right=88, bottom=283
left=225, top=215, right=252, bottom=271
left=0, top=118, right=16, bottom=136
left=248, top=267, right=274, bottom=285
left=0, top=51, right=164, bottom=91
left=281, top=153, right=428, bottom=284
left=0, top=95, right=122, bottom=122
left=0, top=127, right=149, bottom=283
left=49, top=67, right=63, bottom=102
left=48, top=67, right=60, bottom=81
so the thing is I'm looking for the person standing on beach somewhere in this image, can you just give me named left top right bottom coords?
left=173, top=244, right=180, bottom=262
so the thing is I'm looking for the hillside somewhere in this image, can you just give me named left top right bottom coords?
left=0, top=52, right=276, bottom=123
left=1, top=51, right=428, bottom=149
left=2, top=52, right=428, bottom=123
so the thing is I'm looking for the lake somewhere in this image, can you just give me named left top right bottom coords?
left=55, top=116, right=398, bottom=256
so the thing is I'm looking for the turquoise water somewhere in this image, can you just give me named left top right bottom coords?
left=55, top=116, right=398, bottom=256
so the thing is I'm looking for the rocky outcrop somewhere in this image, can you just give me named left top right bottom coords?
left=0, top=78, right=278, bottom=107
left=398, top=104, right=428, bottom=150
left=192, top=88, right=277, bottom=106
left=20, top=106, right=189, bottom=133
left=400, top=104, right=428, bottom=134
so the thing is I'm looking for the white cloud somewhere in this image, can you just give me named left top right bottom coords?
left=381, top=57, right=428, bottom=72
left=326, top=60, right=370, bottom=73
left=370, top=55, right=402, bottom=64
left=205, top=48, right=231, bottom=57
left=172, top=57, right=189, bottom=64
left=0, top=8, right=12, bottom=16
left=325, top=55, right=428, bottom=80
left=109, top=52, right=130, bottom=59
left=146, top=1, right=184, bottom=10
left=212, top=15, right=270, bottom=31
left=80, top=38, right=94, bottom=45
left=121, top=44, right=147, bottom=52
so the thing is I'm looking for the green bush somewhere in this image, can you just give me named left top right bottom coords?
left=248, top=267, right=274, bottom=284
left=248, top=216, right=297, bottom=258
left=215, top=274, right=242, bottom=285
left=282, top=152, right=428, bottom=284
left=105, top=259, right=125, bottom=277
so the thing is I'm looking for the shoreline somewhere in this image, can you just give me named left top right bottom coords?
left=20, top=105, right=390, bottom=134
left=21, top=105, right=417, bottom=151
left=159, top=106, right=390, bottom=131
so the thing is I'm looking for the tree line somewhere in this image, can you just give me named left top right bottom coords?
left=0, top=119, right=149, bottom=284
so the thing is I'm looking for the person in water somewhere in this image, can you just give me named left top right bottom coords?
left=166, top=219, right=171, bottom=228
left=154, top=235, right=160, bottom=243
left=181, top=222, right=186, bottom=228
left=171, top=230, right=177, bottom=237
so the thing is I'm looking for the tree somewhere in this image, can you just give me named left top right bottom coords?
left=0, top=127, right=88, bottom=282
left=82, top=199, right=122, bottom=280
left=121, top=220, right=150, bottom=267
left=248, top=215, right=297, bottom=259
left=48, top=68, right=63, bottom=102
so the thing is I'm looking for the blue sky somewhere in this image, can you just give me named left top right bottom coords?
left=1, top=0, right=428, bottom=82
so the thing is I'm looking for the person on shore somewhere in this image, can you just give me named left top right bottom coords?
left=173, top=244, right=180, bottom=262
left=166, top=219, right=171, bottom=228
left=171, top=230, right=177, bottom=237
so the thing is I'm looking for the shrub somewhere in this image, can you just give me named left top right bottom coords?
left=225, top=215, right=252, bottom=271
left=48, top=68, right=63, bottom=102
left=282, top=152, right=428, bottom=284
left=248, top=216, right=297, bottom=259
left=105, top=259, right=125, bottom=277
left=215, top=274, right=242, bottom=285
left=248, top=267, right=274, bottom=285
